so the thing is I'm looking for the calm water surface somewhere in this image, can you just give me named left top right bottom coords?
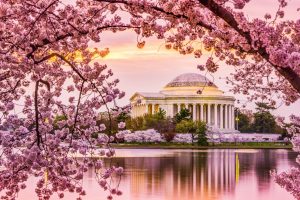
left=19, top=149, right=298, bottom=200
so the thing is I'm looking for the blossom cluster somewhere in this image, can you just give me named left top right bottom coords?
left=116, top=129, right=283, bottom=144
left=1, top=0, right=300, bottom=199
left=116, top=130, right=197, bottom=144
left=172, top=134, right=193, bottom=144
left=0, top=0, right=137, bottom=198
left=273, top=115, right=300, bottom=199
left=116, top=129, right=165, bottom=143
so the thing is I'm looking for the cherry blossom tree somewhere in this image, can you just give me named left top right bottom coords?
left=0, top=0, right=130, bottom=199
left=1, top=0, right=300, bottom=199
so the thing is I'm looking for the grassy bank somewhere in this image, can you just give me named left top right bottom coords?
left=112, top=142, right=293, bottom=149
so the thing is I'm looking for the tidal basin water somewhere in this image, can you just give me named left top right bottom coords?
left=19, top=149, right=298, bottom=200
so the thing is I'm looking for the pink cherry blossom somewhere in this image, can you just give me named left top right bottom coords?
left=273, top=115, right=300, bottom=199
left=1, top=0, right=300, bottom=199
left=118, top=122, right=126, bottom=129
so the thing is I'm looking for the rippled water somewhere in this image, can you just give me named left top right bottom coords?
left=18, top=149, right=298, bottom=200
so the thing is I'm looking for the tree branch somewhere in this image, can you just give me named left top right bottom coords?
left=34, top=79, right=51, bottom=148
left=94, top=0, right=300, bottom=93
left=35, top=53, right=114, bottom=134
left=196, top=0, right=300, bottom=93
left=0, top=80, right=21, bottom=98
left=72, top=80, right=85, bottom=135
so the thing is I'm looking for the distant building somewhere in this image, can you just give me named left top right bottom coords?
left=130, top=73, right=236, bottom=132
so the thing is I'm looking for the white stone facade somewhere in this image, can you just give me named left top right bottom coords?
left=130, top=73, right=236, bottom=132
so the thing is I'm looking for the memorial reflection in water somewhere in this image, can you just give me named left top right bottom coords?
left=107, top=149, right=296, bottom=200
left=125, top=151, right=237, bottom=200
left=17, top=149, right=297, bottom=200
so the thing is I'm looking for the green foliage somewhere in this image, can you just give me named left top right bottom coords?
left=251, top=103, right=276, bottom=133
left=54, top=115, right=67, bottom=124
left=174, top=108, right=191, bottom=123
left=197, top=133, right=208, bottom=146
left=195, top=121, right=207, bottom=134
left=125, top=116, right=144, bottom=131
left=195, top=121, right=208, bottom=146
left=142, top=109, right=168, bottom=131
left=116, top=111, right=130, bottom=123
left=274, top=124, right=288, bottom=135
left=251, top=111, right=276, bottom=133
left=175, top=120, right=196, bottom=133
left=235, top=109, right=251, bottom=133
left=144, top=110, right=175, bottom=133
left=155, top=108, right=167, bottom=120
left=235, top=104, right=285, bottom=134
left=125, top=109, right=175, bottom=133
left=175, top=120, right=208, bottom=145
left=143, top=112, right=164, bottom=129
left=255, top=102, right=275, bottom=112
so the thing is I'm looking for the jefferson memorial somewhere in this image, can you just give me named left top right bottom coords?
left=130, top=73, right=236, bottom=132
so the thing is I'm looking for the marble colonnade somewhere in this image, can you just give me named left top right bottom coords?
left=132, top=102, right=235, bottom=130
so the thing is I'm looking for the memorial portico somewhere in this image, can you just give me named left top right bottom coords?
left=130, top=73, right=236, bottom=132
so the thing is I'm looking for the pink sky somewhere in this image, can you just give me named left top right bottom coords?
left=68, top=0, right=300, bottom=117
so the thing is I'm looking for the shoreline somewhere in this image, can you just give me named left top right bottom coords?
left=112, top=143, right=293, bottom=149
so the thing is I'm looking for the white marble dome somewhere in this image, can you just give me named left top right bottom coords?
left=165, top=73, right=217, bottom=87
left=161, top=73, right=223, bottom=96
